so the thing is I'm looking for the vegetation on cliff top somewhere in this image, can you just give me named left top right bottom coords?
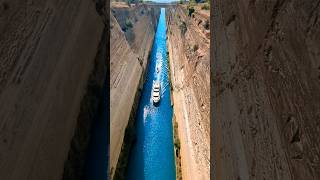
left=173, top=116, right=182, bottom=180
left=179, top=21, right=187, bottom=35
left=122, top=18, right=133, bottom=32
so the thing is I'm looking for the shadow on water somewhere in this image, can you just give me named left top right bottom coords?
left=83, top=28, right=109, bottom=179
left=126, top=8, right=176, bottom=180
left=82, top=8, right=174, bottom=180
left=83, top=72, right=109, bottom=180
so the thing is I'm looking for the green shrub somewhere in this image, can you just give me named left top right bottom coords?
left=203, top=20, right=209, bottom=30
left=174, top=139, right=180, bottom=150
left=179, top=21, right=187, bottom=35
left=126, top=0, right=131, bottom=7
left=202, top=4, right=209, bottom=10
left=125, top=19, right=133, bottom=28
left=188, top=6, right=195, bottom=17
left=193, top=44, right=199, bottom=51
left=122, top=26, right=127, bottom=32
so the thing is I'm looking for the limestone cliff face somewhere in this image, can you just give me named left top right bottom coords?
left=109, top=3, right=159, bottom=179
left=112, top=4, right=159, bottom=70
left=212, top=0, right=320, bottom=179
left=0, top=0, right=105, bottom=179
left=166, top=5, right=210, bottom=180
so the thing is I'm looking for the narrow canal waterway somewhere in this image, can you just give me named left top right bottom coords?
left=126, top=8, right=176, bottom=180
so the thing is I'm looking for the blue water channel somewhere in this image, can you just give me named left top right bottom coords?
left=126, top=8, right=176, bottom=180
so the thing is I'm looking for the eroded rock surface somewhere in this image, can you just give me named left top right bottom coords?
left=166, top=4, right=210, bottom=180
left=0, top=0, right=104, bottom=179
left=109, top=3, right=159, bottom=179
left=212, top=0, right=320, bottom=179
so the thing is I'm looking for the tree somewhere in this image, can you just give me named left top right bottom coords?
left=126, top=0, right=131, bottom=7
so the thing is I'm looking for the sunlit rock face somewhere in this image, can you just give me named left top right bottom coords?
left=166, top=4, right=210, bottom=180
left=110, top=3, right=160, bottom=179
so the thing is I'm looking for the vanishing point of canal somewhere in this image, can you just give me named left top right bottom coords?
left=126, top=8, right=176, bottom=180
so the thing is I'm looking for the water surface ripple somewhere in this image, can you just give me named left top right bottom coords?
left=126, top=8, right=176, bottom=180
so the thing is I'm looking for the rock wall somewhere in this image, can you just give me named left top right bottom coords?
left=112, top=3, right=159, bottom=70
left=212, top=0, right=320, bottom=179
left=109, top=3, right=159, bottom=179
left=166, top=5, right=210, bottom=180
left=0, top=0, right=105, bottom=179
left=63, top=15, right=107, bottom=180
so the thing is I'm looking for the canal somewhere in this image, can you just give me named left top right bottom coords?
left=126, top=8, right=176, bottom=180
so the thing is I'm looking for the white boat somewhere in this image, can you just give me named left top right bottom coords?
left=152, top=81, right=160, bottom=104
left=156, top=65, right=159, bottom=73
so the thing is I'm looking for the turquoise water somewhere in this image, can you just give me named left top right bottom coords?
left=126, top=8, right=176, bottom=180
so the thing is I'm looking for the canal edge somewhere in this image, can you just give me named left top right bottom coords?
left=166, top=18, right=182, bottom=180
left=113, top=8, right=160, bottom=178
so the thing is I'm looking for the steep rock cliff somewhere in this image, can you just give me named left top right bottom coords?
left=166, top=4, right=210, bottom=180
left=112, top=3, right=159, bottom=70
left=212, top=0, right=320, bottom=179
left=0, top=0, right=105, bottom=179
left=109, top=3, right=160, bottom=179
